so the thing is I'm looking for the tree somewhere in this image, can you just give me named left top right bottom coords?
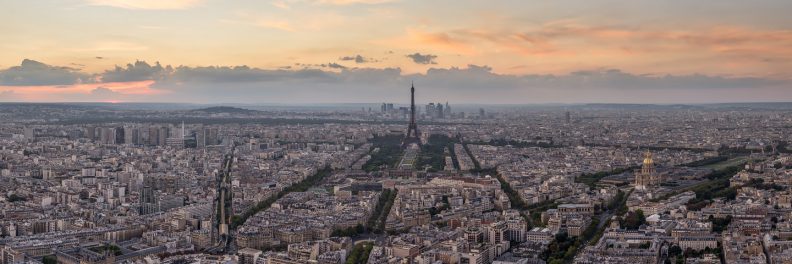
left=555, top=232, right=569, bottom=243
left=79, top=190, right=90, bottom=200
left=6, top=194, right=26, bottom=202
left=346, top=242, right=373, bottom=264
left=669, top=245, right=682, bottom=257
left=563, top=245, right=578, bottom=260
left=42, top=256, right=57, bottom=264
left=620, top=210, right=646, bottom=230
left=710, top=215, right=732, bottom=233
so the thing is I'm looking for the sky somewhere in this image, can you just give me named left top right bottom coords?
left=1, top=0, right=791, bottom=104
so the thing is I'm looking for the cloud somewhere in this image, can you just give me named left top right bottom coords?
left=271, top=0, right=290, bottom=9
left=90, top=87, right=121, bottom=97
left=406, top=23, right=792, bottom=73
left=86, top=0, right=201, bottom=10
left=406, top=53, right=438, bottom=65
left=313, top=0, right=397, bottom=5
left=101, top=61, right=171, bottom=82
left=162, top=65, right=337, bottom=84
left=0, top=59, right=95, bottom=86
left=130, top=60, right=789, bottom=97
left=0, top=90, right=20, bottom=101
left=74, top=41, right=148, bottom=52
left=125, top=61, right=789, bottom=103
left=326, top=63, right=347, bottom=69
left=339, top=55, right=375, bottom=63
left=408, top=30, right=474, bottom=54
left=254, top=20, right=295, bottom=32
left=78, top=87, right=125, bottom=102
left=5, top=59, right=788, bottom=104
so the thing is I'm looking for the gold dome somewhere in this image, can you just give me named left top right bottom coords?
left=642, top=151, right=653, bottom=165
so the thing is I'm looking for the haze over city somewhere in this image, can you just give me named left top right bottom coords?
left=2, top=0, right=792, bottom=104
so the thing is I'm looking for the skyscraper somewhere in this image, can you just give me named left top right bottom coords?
left=139, top=177, right=157, bottom=215
left=426, top=103, right=435, bottom=118
left=425, top=102, right=446, bottom=119
left=115, top=127, right=125, bottom=144
left=86, top=126, right=96, bottom=140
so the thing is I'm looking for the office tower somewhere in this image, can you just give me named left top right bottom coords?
left=139, top=177, right=157, bottom=215
left=124, top=126, right=134, bottom=144
left=426, top=103, right=435, bottom=118
left=148, top=126, right=159, bottom=146
left=206, top=128, right=219, bottom=146
left=99, top=127, right=115, bottom=144
left=115, top=127, right=125, bottom=144
left=196, top=127, right=206, bottom=148
left=86, top=126, right=97, bottom=140
left=159, top=127, right=168, bottom=146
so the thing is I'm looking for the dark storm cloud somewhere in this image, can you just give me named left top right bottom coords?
left=0, top=59, right=95, bottom=86
left=406, top=53, right=437, bottom=64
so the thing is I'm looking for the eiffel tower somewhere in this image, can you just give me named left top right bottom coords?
left=403, top=82, right=421, bottom=147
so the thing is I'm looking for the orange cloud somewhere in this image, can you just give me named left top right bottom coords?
left=394, top=22, right=792, bottom=77
left=86, top=0, right=201, bottom=10
left=314, top=0, right=397, bottom=5
left=409, top=30, right=474, bottom=54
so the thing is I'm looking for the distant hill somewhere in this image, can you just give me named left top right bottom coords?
left=190, top=106, right=259, bottom=114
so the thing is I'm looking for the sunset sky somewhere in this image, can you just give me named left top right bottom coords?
left=1, top=0, right=791, bottom=104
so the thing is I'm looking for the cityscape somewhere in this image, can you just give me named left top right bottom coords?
left=3, top=1, right=792, bottom=264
